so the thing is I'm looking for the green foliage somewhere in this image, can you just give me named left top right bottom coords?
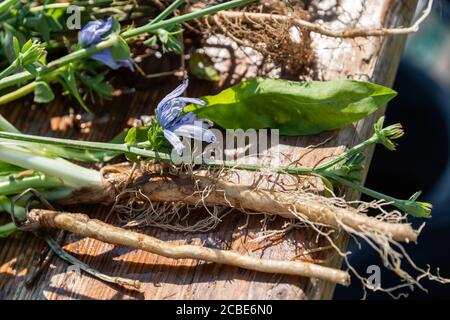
left=124, top=125, right=151, bottom=162
left=144, top=24, right=183, bottom=54
left=34, top=80, right=55, bottom=103
left=185, top=77, right=397, bottom=136
left=189, top=51, right=220, bottom=81
left=110, top=34, right=131, bottom=60
left=124, top=117, right=170, bottom=162
left=57, top=64, right=90, bottom=112
left=78, top=69, right=113, bottom=104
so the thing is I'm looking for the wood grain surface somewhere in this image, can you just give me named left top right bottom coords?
left=0, top=0, right=418, bottom=300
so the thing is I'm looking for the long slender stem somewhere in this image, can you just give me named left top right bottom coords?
left=0, top=131, right=313, bottom=175
left=0, top=130, right=430, bottom=217
left=0, top=62, right=19, bottom=80
left=0, top=82, right=37, bottom=105
left=0, top=145, right=102, bottom=188
left=322, top=172, right=431, bottom=217
left=0, top=0, right=255, bottom=91
left=150, top=0, right=185, bottom=24
left=317, top=135, right=378, bottom=170
left=122, top=0, right=255, bottom=39
left=30, top=0, right=117, bottom=12
left=0, top=173, right=64, bottom=195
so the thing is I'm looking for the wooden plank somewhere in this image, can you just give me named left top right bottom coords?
left=0, top=0, right=418, bottom=300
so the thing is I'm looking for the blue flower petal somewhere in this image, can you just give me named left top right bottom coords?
left=78, top=17, right=113, bottom=47
left=173, top=123, right=216, bottom=143
left=177, top=97, right=205, bottom=106
left=91, top=50, right=134, bottom=71
left=156, top=79, right=189, bottom=111
left=156, top=99, right=186, bottom=127
left=155, top=80, right=214, bottom=155
left=163, top=129, right=185, bottom=155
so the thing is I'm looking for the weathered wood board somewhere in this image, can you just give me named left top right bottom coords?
left=0, top=0, right=418, bottom=300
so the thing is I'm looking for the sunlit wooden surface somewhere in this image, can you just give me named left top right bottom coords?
left=0, top=0, right=418, bottom=300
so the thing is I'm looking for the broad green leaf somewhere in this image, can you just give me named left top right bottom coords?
left=34, top=81, right=55, bottom=103
left=124, top=126, right=150, bottom=162
left=184, top=78, right=398, bottom=136
left=124, top=126, right=150, bottom=146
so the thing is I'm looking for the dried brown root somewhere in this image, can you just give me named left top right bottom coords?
left=210, top=0, right=433, bottom=38
left=61, top=164, right=418, bottom=243
left=26, top=209, right=351, bottom=286
left=86, top=165, right=418, bottom=243
left=190, top=0, right=316, bottom=76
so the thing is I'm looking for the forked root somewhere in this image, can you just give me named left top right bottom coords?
left=27, top=209, right=351, bottom=286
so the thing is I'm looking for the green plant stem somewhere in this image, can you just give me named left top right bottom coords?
left=151, top=0, right=185, bottom=24
left=322, top=172, right=398, bottom=204
left=317, top=135, right=378, bottom=170
left=13, top=188, right=75, bottom=208
left=0, top=115, right=20, bottom=133
left=0, top=61, right=19, bottom=80
left=122, top=0, right=255, bottom=39
left=29, top=0, right=119, bottom=12
left=0, top=131, right=314, bottom=174
left=0, top=145, right=102, bottom=188
left=0, top=81, right=36, bottom=105
left=0, top=0, right=256, bottom=91
left=0, top=173, right=64, bottom=195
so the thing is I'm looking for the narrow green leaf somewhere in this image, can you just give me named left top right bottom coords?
left=20, top=39, right=32, bottom=54
left=185, top=78, right=398, bottom=136
left=58, top=65, right=90, bottom=112
left=13, top=37, right=20, bottom=58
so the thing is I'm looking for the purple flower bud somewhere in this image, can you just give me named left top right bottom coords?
left=78, top=18, right=133, bottom=71
left=156, top=79, right=216, bottom=155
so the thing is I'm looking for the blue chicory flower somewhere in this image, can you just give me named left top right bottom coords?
left=78, top=17, right=134, bottom=71
left=156, top=79, right=216, bottom=155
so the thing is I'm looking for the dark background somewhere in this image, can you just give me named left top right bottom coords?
left=335, top=0, right=450, bottom=299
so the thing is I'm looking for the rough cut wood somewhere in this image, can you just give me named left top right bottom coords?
left=0, top=0, right=418, bottom=300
